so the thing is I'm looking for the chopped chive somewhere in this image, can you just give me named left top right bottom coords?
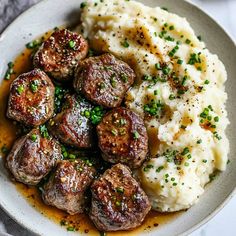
left=121, top=40, right=129, bottom=48
left=116, top=187, right=124, bottom=193
left=111, top=129, right=118, bottom=136
left=84, top=110, right=90, bottom=118
left=181, top=147, right=189, bottom=155
left=69, top=154, right=76, bottom=159
left=197, top=35, right=202, bottom=41
left=31, top=134, right=37, bottom=142
left=156, top=166, right=164, bottom=173
left=161, top=7, right=168, bottom=11
left=68, top=40, right=76, bottom=49
left=155, top=63, right=162, bottom=70
left=197, top=139, right=202, bottom=144
left=185, top=39, right=191, bottom=44
left=16, top=85, right=24, bottom=94
left=80, top=2, right=86, bottom=8
left=133, top=131, right=139, bottom=140
left=115, top=201, right=121, bottom=206
left=177, top=59, right=183, bottom=65
left=184, top=162, right=189, bottom=167
left=67, top=226, right=75, bottom=232
left=154, top=90, right=158, bottom=95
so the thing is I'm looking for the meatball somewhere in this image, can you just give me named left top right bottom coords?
left=89, top=163, right=151, bottom=231
left=33, top=29, right=88, bottom=81
left=73, top=53, right=135, bottom=108
left=48, top=94, right=94, bottom=148
left=7, top=69, right=55, bottom=127
left=42, top=159, right=96, bottom=215
left=97, top=107, right=148, bottom=169
left=6, top=128, right=61, bottom=185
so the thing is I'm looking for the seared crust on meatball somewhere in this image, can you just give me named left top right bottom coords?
left=89, top=164, right=151, bottom=231
left=7, top=69, right=55, bottom=127
left=42, top=159, right=96, bottom=215
left=73, top=53, right=135, bottom=108
left=33, top=29, right=88, bottom=81
left=6, top=128, right=61, bottom=185
left=97, top=107, right=148, bottom=169
left=48, top=94, right=94, bottom=148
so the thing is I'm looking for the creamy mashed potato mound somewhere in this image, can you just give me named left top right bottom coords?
left=80, top=0, right=229, bottom=212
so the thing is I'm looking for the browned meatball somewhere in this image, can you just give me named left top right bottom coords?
left=33, top=29, right=88, bottom=81
left=42, top=159, right=96, bottom=215
left=7, top=69, right=55, bottom=127
left=73, top=53, right=135, bottom=108
left=6, top=128, right=61, bottom=185
left=89, top=163, right=151, bottom=231
left=48, top=94, right=94, bottom=148
left=96, top=107, right=148, bottom=169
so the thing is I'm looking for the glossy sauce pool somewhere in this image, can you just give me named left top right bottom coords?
left=0, top=31, right=182, bottom=235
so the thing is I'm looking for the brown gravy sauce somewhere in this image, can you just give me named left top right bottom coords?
left=0, top=31, right=182, bottom=235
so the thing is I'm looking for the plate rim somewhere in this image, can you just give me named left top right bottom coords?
left=0, top=0, right=235, bottom=236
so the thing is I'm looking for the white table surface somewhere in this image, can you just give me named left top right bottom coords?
left=0, top=0, right=235, bottom=235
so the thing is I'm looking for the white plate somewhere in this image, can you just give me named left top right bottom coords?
left=0, top=0, right=235, bottom=235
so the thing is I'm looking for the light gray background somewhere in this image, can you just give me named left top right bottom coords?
left=0, top=0, right=235, bottom=235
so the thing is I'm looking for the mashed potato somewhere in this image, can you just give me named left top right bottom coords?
left=80, top=0, right=229, bottom=212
